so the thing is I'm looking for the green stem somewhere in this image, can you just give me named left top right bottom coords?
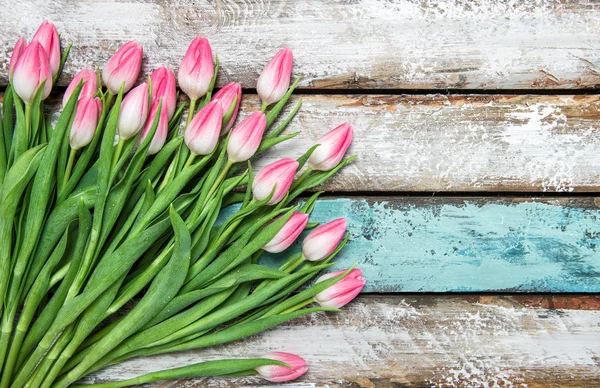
left=205, top=159, right=232, bottom=201
left=61, top=148, right=77, bottom=192
left=24, top=102, right=32, bottom=146
left=182, top=153, right=196, bottom=170
left=185, top=98, right=197, bottom=128
left=111, top=138, right=125, bottom=172
left=260, top=102, right=268, bottom=113
left=282, top=254, right=305, bottom=274
left=292, top=166, right=313, bottom=191
left=280, top=297, right=314, bottom=315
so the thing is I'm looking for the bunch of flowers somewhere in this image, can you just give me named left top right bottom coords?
left=0, top=21, right=365, bottom=387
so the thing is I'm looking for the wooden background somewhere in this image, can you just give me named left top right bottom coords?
left=2, top=0, right=600, bottom=386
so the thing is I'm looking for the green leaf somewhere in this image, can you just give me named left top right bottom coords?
left=265, top=98, right=302, bottom=139
left=296, top=144, right=319, bottom=171
left=18, top=200, right=92, bottom=366
left=72, top=358, right=288, bottom=388
left=7, top=82, right=84, bottom=310
left=257, top=131, right=299, bottom=154
left=54, top=208, right=192, bottom=387
left=266, top=76, right=301, bottom=128
left=0, top=144, right=46, bottom=314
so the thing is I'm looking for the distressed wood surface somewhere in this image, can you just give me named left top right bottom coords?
left=84, top=295, right=600, bottom=387
left=39, top=93, right=600, bottom=192
left=1, top=0, right=600, bottom=89
left=257, top=94, right=600, bottom=192
left=256, top=196, right=600, bottom=292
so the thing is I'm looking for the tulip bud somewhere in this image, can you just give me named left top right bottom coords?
left=9, top=37, right=27, bottom=80
left=184, top=100, right=222, bottom=156
left=138, top=101, right=168, bottom=155
left=102, top=41, right=143, bottom=94
left=314, top=269, right=366, bottom=308
left=63, top=68, right=98, bottom=107
left=263, top=212, right=309, bottom=253
left=309, top=122, right=353, bottom=171
left=257, top=48, right=293, bottom=106
left=255, top=352, right=308, bottom=383
left=302, top=218, right=346, bottom=262
left=117, top=82, right=149, bottom=140
left=32, top=21, right=60, bottom=76
left=150, top=67, right=177, bottom=119
left=212, top=82, right=241, bottom=133
left=70, top=97, right=102, bottom=150
left=178, top=36, right=214, bottom=100
left=12, top=41, right=53, bottom=103
left=226, top=112, right=266, bottom=163
left=252, top=158, right=298, bottom=205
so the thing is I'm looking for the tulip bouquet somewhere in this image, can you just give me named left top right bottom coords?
left=0, top=21, right=364, bottom=387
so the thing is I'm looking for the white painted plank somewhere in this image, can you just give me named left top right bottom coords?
left=84, top=295, right=600, bottom=387
left=255, top=94, right=600, bottom=192
left=0, top=0, right=599, bottom=89
left=37, top=93, right=600, bottom=192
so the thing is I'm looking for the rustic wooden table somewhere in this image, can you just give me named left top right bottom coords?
left=2, top=0, right=599, bottom=386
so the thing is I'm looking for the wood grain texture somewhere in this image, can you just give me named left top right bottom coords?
left=255, top=196, right=600, bottom=292
left=84, top=295, right=600, bottom=387
left=39, top=93, right=600, bottom=192
left=1, top=0, right=600, bottom=89
left=256, top=94, right=600, bottom=192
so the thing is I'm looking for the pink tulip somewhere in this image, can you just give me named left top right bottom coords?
left=138, top=101, right=168, bottom=155
left=314, top=269, right=365, bottom=308
left=302, top=218, right=346, bottom=262
left=9, top=37, right=27, bottom=79
left=226, top=112, right=266, bottom=163
left=32, top=21, right=60, bottom=76
left=12, top=41, right=52, bottom=103
left=252, top=158, right=298, bottom=205
left=309, top=122, right=353, bottom=171
left=102, top=41, right=143, bottom=94
left=63, top=68, right=98, bottom=107
left=69, top=97, right=102, bottom=149
left=257, top=48, right=293, bottom=106
left=184, top=100, right=222, bottom=156
left=263, top=212, right=309, bottom=253
left=117, top=82, right=149, bottom=140
left=255, top=352, right=307, bottom=383
left=212, top=82, right=242, bottom=133
left=178, top=36, right=214, bottom=100
left=150, top=67, right=177, bottom=119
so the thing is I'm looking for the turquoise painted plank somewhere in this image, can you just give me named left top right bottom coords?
left=254, top=197, right=600, bottom=292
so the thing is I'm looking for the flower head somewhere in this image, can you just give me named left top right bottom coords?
left=184, top=100, right=222, bottom=156
left=263, top=212, right=309, bottom=253
left=12, top=41, right=53, bottom=103
left=70, top=97, right=102, bottom=149
left=252, top=158, right=298, bottom=205
left=102, top=41, right=143, bottom=94
left=178, top=36, right=214, bottom=100
left=314, top=268, right=366, bottom=308
left=309, top=122, right=353, bottom=171
left=32, top=21, right=60, bottom=75
left=226, top=112, right=266, bottom=163
left=257, top=48, right=293, bottom=106
left=255, top=352, right=307, bottom=383
left=302, top=218, right=347, bottom=261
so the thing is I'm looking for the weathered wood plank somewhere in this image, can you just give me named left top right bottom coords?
left=39, top=93, right=600, bottom=192
left=85, top=295, right=600, bottom=387
left=257, top=94, right=600, bottom=192
left=257, top=196, right=600, bottom=292
left=1, top=0, right=599, bottom=89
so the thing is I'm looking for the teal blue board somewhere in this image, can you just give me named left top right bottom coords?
left=251, top=197, right=600, bottom=292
